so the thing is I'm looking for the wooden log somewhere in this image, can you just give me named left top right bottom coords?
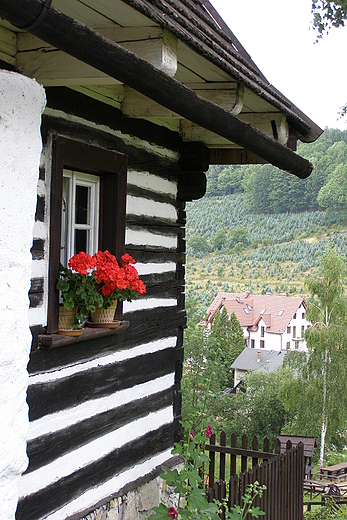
left=0, top=0, right=314, bottom=178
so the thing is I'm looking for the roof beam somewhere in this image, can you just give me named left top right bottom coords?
left=17, top=27, right=178, bottom=84
left=0, top=0, right=313, bottom=178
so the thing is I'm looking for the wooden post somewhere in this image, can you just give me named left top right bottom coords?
left=220, top=431, right=226, bottom=481
left=241, top=434, right=248, bottom=473
left=209, top=433, right=216, bottom=500
left=252, top=435, right=259, bottom=469
left=230, top=432, right=237, bottom=478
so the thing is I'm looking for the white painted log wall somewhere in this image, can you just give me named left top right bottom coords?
left=21, top=107, right=181, bottom=519
left=0, top=71, right=45, bottom=519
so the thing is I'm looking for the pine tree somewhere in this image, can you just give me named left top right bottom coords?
left=207, top=307, right=245, bottom=389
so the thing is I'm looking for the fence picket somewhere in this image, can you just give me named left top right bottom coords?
left=241, top=434, right=248, bottom=473
left=220, top=431, right=226, bottom=481
left=209, top=433, right=216, bottom=499
left=205, top=432, right=304, bottom=520
left=230, top=432, right=237, bottom=478
left=252, top=435, right=259, bottom=469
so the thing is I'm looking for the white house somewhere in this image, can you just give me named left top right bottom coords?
left=202, top=292, right=310, bottom=352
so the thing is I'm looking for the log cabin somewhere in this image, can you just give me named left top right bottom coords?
left=0, top=0, right=322, bottom=518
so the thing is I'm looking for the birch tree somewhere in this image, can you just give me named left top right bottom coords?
left=304, top=247, right=347, bottom=467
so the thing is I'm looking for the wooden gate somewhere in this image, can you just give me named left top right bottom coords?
left=206, top=433, right=304, bottom=520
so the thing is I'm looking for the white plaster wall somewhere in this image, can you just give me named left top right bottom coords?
left=249, top=319, right=281, bottom=351
left=0, top=71, right=45, bottom=519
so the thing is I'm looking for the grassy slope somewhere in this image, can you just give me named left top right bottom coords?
left=186, top=194, right=347, bottom=305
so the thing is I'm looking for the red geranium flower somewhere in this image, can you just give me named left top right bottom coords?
left=68, top=252, right=96, bottom=275
left=168, top=506, right=178, bottom=519
left=205, top=425, right=212, bottom=439
left=121, top=253, right=136, bottom=265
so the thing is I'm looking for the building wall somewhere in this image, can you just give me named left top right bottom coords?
left=18, top=88, right=186, bottom=520
left=248, top=304, right=309, bottom=352
left=0, top=71, right=45, bottom=520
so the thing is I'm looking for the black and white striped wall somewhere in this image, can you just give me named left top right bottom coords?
left=22, top=88, right=186, bottom=519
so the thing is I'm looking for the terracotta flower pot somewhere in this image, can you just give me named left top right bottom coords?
left=59, top=305, right=77, bottom=329
left=58, top=305, right=83, bottom=336
left=90, top=306, right=116, bottom=323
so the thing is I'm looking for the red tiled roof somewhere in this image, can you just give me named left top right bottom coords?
left=203, top=292, right=306, bottom=334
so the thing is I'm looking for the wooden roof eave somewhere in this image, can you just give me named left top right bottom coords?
left=120, top=0, right=321, bottom=142
left=0, top=0, right=313, bottom=178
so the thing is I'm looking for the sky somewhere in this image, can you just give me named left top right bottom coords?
left=210, top=0, right=347, bottom=131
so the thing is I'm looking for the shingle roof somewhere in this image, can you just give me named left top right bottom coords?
left=230, top=347, right=286, bottom=372
left=121, top=0, right=321, bottom=141
left=202, top=292, right=306, bottom=334
left=277, top=435, right=317, bottom=458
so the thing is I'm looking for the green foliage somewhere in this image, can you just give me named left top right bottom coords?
left=203, top=130, right=347, bottom=214
left=282, top=248, right=347, bottom=466
left=57, top=264, right=103, bottom=326
left=151, top=415, right=220, bottom=519
left=214, top=228, right=227, bottom=250
left=225, top=481, right=266, bottom=519
left=317, top=163, right=347, bottom=221
left=189, top=235, right=211, bottom=255
left=207, top=308, right=245, bottom=389
left=311, top=0, right=347, bottom=38
left=304, top=499, right=347, bottom=519
left=224, top=369, right=292, bottom=445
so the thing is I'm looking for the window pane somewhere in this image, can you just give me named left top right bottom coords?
left=75, top=185, right=89, bottom=224
left=75, top=229, right=89, bottom=254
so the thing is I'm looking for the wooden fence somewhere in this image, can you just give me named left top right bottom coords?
left=205, top=433, right=304, bottom=520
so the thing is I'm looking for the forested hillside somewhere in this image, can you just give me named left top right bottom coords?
left=186, top=129, right=347, bottom=309
left=206, top=128, right=347, bottom=215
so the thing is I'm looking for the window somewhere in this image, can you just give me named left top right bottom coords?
left=302, top=312, right=305, bottom=319
left=278, top=310, right=284, bottom=316
left=261, top=326, right=265, bottom=337
left=293, top=313, right=297, bottom=319
left=286, top=342, right=290, bottom=350
left=260, top=308, right=266, bottom=315
left=295, top=341, right=299, bottom=350
left=293, top=326, right=296, bottom=338
left=243, top=307, right=249, bottom=314
left=260, top=340, right=265, bottom=349
left=61, top=171, right=100, bottom=266
left=287, top=326, right=291, bottom=334
left=301, top=325, right=305, bottom=337
left=251, top=339, right=255, bottom=348
left=48, top=136, right=127, bottom=334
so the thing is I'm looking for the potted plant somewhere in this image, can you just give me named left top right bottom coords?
left=57, top=250, right=146, bottom=329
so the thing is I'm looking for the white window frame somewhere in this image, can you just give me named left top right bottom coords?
left=61, top=170, right=100, bottom=266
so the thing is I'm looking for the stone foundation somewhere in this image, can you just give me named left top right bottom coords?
left=82, top=463, right=182, bottom=520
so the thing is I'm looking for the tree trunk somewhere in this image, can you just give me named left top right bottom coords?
left=319, top=348, right=328, bottom=468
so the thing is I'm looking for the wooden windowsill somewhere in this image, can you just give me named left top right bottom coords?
left=38, top=321, right=130, bottom=349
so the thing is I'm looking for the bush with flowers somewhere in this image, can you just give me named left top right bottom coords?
left=57, top=250, right=146, bottom=327
left=151, top=345, right=265, bottom=520
left=151, top=416, right=265, bottom=520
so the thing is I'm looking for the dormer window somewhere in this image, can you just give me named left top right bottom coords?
left=260, top=308, right=266, bottom=315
